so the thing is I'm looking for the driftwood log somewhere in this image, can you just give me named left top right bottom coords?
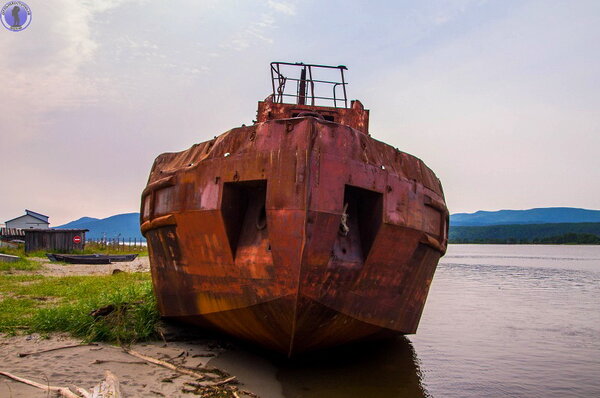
left=122, top=348, right=212, bottom=380
left=0, top=369, right=122, bottom=398
left=90, top=370, right=121, bottom=398
left=17, top=343, right=98, bottom=357
left=0, top=371, right=81, bottom=398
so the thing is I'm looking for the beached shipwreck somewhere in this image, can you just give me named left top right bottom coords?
left=141, top=63, right=448, bottom=356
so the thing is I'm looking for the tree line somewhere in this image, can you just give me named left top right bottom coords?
left=449, top=222, right=600, bottom=244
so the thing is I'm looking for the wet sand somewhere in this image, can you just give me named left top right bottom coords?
left=211, top=337, right=428, bottom=398
left=0, top=333, right=428, bottom=397
left=0, top=258, right=430, bottom=398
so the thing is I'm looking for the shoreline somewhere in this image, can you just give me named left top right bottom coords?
left=0, top=332, right=263, bottom=397
left=0, top=257, right=263, bottom=397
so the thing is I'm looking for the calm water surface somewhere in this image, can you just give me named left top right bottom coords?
left=212, top=244, right=600, bottom=397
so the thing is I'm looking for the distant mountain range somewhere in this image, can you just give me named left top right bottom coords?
left=450, top=207, right=600, bottom=226
left=56, top=213, right=143, bottom=240
left=54, top=207, right=600, bottom=243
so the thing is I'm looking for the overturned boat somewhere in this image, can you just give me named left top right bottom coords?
left=141, top=62, right=448, bottom=356
left=46, top=253, right=138, bottom=264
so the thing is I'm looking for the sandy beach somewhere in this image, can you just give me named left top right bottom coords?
left=0, top=257, right=423, bottom=398
left=22, top=256, right=152, bottom=276
left=0, top=257, right=264, bottom=398
left=0, top=334, right=232, bottom=397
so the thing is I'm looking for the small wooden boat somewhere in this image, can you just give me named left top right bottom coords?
left=104, top=254, right=138, bottom=262
left=141, top=62, right=449, bottom=355
left=47, top=254, right=111, bottom=264
left=46, top=253, right=138, bottom=264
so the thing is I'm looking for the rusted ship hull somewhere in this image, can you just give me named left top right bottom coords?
left=141, top=110, right=448, bottom=355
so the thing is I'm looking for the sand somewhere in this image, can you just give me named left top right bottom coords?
left=0, top=258, right=264, bottom=397
left=0, top=257, right=417, bottom=397
left=0, top=334, right=230, bottom=397
left=24, top=256, right=151, bottom=276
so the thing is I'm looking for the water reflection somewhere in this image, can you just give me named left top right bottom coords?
left=275, top=337, right=428, bottom=398
left=208, top=245, right=600, bottom=398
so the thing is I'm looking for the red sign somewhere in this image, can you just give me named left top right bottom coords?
left=73, top=235, right=82, bottom=244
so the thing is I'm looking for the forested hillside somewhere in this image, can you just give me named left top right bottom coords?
left=449, top=222, right=600, bottom=244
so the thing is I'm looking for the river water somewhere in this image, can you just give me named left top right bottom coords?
left=212, top=244, right=600, bottom=397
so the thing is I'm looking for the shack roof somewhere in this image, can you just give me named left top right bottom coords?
left=5, top=210, right=50, bottom=224
left=25, top=210, right=49, bottom=222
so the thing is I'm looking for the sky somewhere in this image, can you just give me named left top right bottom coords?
left=1, top=0, right=599, bottom=226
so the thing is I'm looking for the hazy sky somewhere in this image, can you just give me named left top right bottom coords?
left=1, top=0, right=599, bottom=226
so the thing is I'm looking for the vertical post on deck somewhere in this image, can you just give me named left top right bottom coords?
left=298, top=67, right=307, bottom=105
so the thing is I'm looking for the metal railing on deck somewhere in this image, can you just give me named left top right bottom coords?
left=270, top=62, right=348, bottom=108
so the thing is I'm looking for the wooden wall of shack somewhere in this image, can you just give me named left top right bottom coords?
left=24, top=229, right=88, bottom=253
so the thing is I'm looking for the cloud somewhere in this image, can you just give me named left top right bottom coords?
left=0, top=0, right=142, bottom=140
left=219, top=0, right=298, bottom=51
left=220, top=13, right=277, bottom=51
left=3, top=0, right=599, bottom=226
left=367, top=0, right=600, bottom=212
left=267, top=0, right=296, bottom=16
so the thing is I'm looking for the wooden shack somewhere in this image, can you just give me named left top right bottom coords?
left=24, top=229, right=88, bottom=253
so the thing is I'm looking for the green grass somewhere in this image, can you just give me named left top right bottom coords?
left=61, top=241, right=148, bottom=257
left=0, top=257, right=41, bottom=271
left=0, top=245, right=43, bottom=271
left=0, top=246, right=23, bottom=257
left=0, top=272, right=160, bottom=344
left=1, top=242, right=148, bottom=259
